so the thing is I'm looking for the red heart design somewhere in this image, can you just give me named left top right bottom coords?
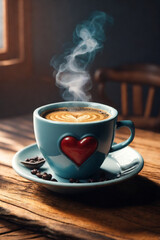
left=60, top=136, right=98, bottom=166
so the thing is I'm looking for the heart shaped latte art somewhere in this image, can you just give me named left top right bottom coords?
left=60, top=136, right=98, bottom=166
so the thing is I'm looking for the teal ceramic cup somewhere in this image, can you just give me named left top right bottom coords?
left=33, top=101, right=135, bottom=179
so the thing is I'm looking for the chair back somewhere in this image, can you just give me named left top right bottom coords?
left=94, top=64, right=160, bottom=131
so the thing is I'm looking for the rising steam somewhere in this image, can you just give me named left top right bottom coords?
left=51, top=11, right=113, bottom=101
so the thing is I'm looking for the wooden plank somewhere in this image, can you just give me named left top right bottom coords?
left=132, top=85, right=143, bottom=115
left=144, top=87, right=155, bottom=117
left=0, top=220, right=49, bottom=240
left=0, top=116, right=160, bottom=240
left=121, top=83, right=128, bottom=116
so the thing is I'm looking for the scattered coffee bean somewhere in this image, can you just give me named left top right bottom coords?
left=31, top=169, right=38, bottom=175
left=36, top=172, right=43, bottom=178
left=42, top=173, right=47, bottom=179
left=42, top=173, right=52, bottom=180
left=69, top=178, right=80, bottom=183
left=51, top=178, right=58, bottom=182
left=69, top=178, right=75, bottom=183
left=30, top=169, right=57, bottom=182
left=29, top=165, right=109, bottom=184
left=47, top=174, right=52, bottom=180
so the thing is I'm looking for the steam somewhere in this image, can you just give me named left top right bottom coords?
left=51, top=11, right=113, bottom=101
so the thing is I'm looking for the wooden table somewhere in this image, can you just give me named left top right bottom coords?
left=0, top=115, right=160, bottom=240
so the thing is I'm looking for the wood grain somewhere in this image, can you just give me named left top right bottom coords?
left=132, top=84, right=143, bottom=115
left=121, top=83, right=128, bottom=116
left=144, top=87, right=155, bottom=117
left=0, top=115, right=160, bottom=240
left=0, top=220, right=50, bottom=240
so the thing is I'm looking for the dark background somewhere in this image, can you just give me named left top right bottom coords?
left=1, top=0, right=160, bottom=117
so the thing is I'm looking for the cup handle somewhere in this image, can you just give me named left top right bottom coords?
left=110, top=120, right=135, bottom=152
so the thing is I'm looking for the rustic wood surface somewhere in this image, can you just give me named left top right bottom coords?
left=0, top=219, right=50, bottom=240
left=0, top=115, right=160, bottom=240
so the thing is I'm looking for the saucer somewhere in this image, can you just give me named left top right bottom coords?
left=12, top=144, right=144, bottom=194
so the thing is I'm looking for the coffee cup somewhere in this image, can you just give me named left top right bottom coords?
left=33, top=101, right=135, bottom=179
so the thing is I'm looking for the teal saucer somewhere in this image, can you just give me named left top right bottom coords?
left=12, top=144, right=144, bottom=194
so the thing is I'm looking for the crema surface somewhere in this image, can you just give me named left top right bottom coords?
left=43, top=107, right=110, bottom=123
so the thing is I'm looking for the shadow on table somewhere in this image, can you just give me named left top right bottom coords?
left=69, top=175, right=160, bottom=208
left=39, top=175, right=160, bottom=208
left=35, top=175, right=160, bottom=235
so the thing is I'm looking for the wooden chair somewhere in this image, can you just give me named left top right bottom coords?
left=94, top=64, right=160, bottom=131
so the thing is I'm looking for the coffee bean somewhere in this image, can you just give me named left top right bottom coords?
left=31, top=169, right=38, bottom=175
left=69, top=178, right=75, bottom=183
left=37, top=157, right=43, bottom=162
left=36, top=172, right=43, bottom=178
left=51, top=178, right=58, bottom=182
left=42, top=173, right=48, bottom=179
left=30, top=168, right=56, bottom=181
left=69, top=178, right=80, bottom=183
left=42, top=173, right=52, bottom=180
left=47, top=174, right=52, bottom=180
left=25, top=157, right=45, bottom=163
left=30, top=165, right=108, bottom=184
left=30, top=160, right=35, bottom=163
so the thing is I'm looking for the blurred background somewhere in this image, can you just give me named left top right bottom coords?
left=0, top=0, right=160, bottom=130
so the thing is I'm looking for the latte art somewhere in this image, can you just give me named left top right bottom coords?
left=43, top=107, right=110, bottom=123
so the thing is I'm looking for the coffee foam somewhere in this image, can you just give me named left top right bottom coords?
left=43, top=107, right=110, bottom=123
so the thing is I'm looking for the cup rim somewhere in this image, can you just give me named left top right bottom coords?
left=34, top=101, right=118, bottom=125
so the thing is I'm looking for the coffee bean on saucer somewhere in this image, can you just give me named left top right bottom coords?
left=69, top=178, right=80, bottom=183
left=47, top=174, right=52, bottom=180
left=31, top=169, right=38, bottom=175
left=42, top=173, right=48, bottom=179
left=69, top=178, right=75, bottom=183
left=30, top=160, right=35, bottom=163
left=36, top=172, right=43, bottom=178
left=70, top=178, right=76, bottom=183
left=51, top=178, right=58, bottom=182
left=42, top=173, right=52, bottom=180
